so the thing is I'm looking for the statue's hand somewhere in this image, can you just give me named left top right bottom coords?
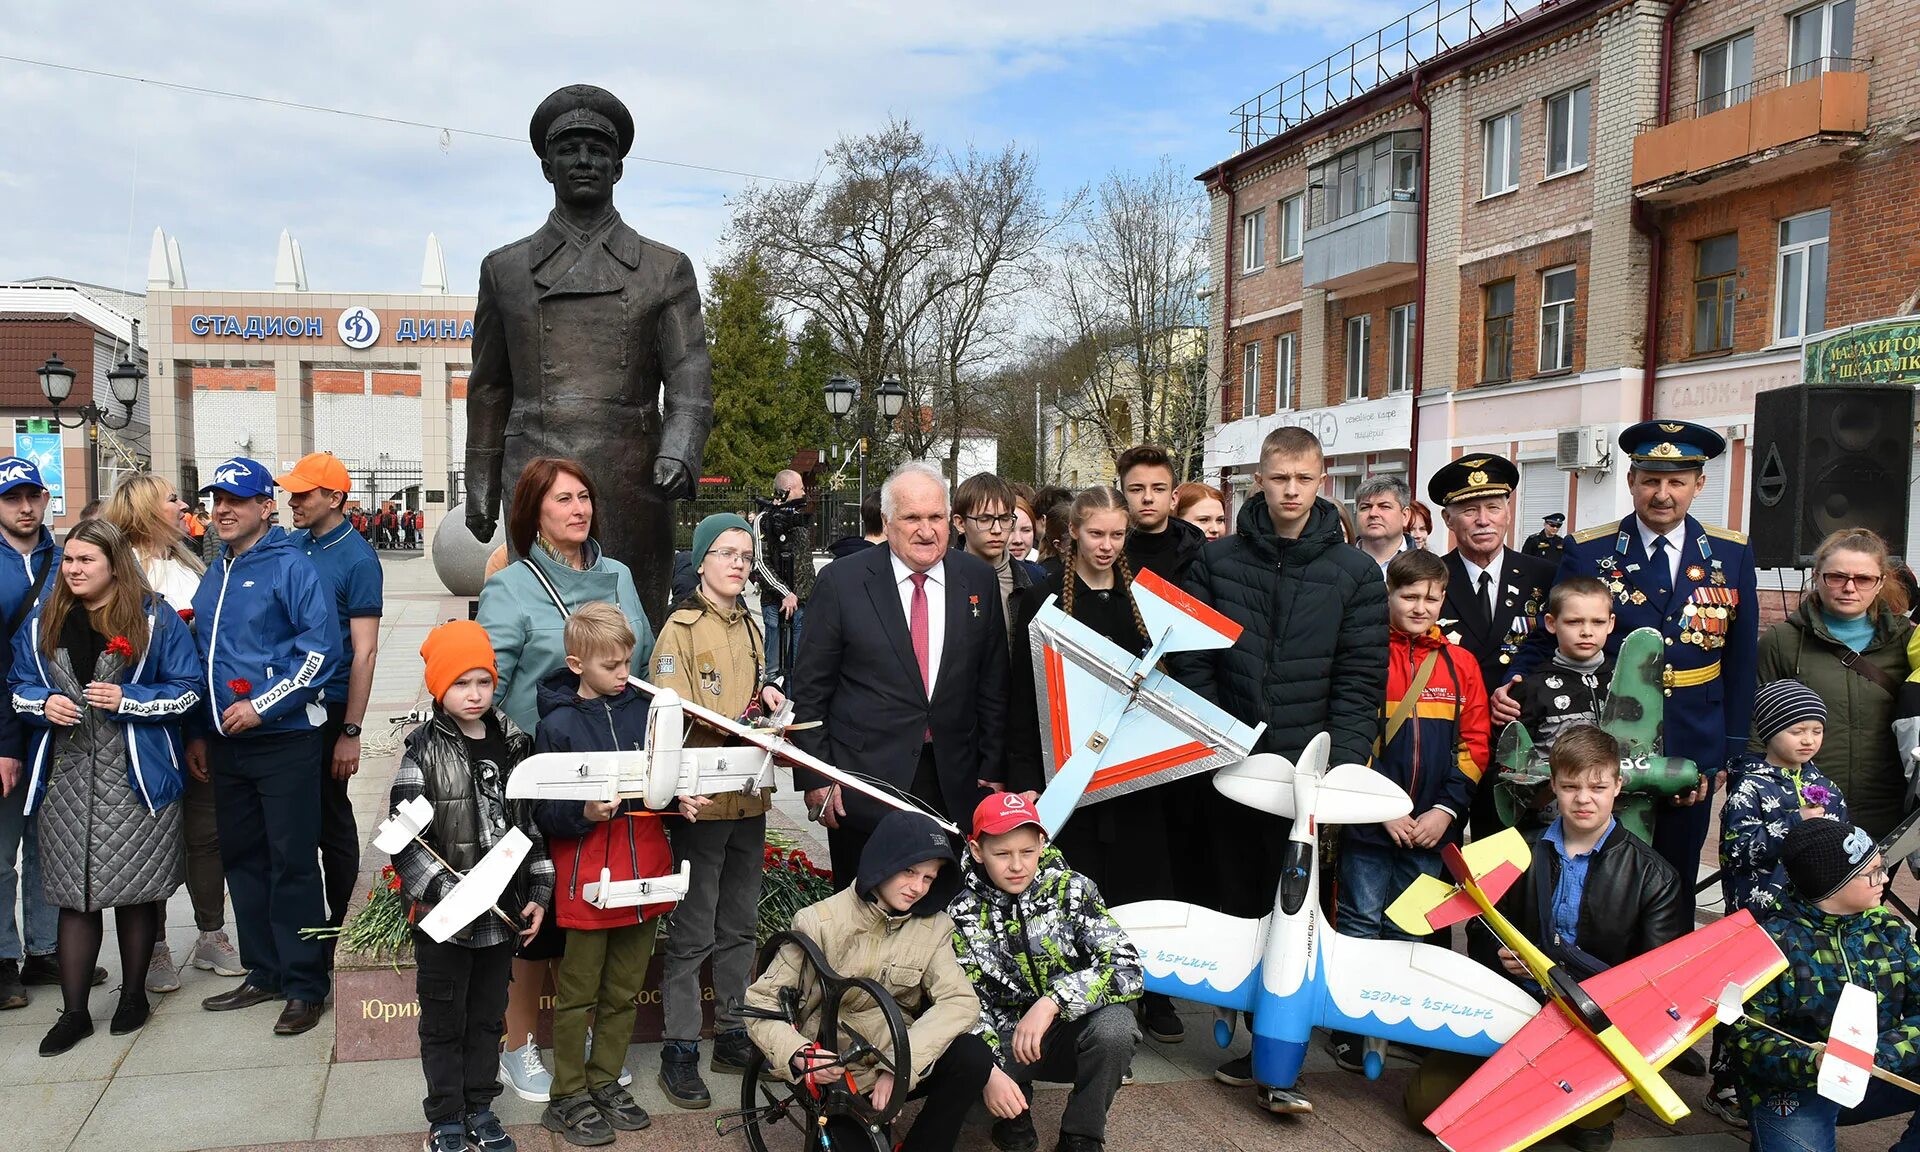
left=652, top=457, right=690, bottom=498
left=466, top=509, right=497, bottom=542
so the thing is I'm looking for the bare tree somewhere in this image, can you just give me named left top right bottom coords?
left=1043, top=160, right=1213, bottom=479
left=726, top=119, right=961, bottom=460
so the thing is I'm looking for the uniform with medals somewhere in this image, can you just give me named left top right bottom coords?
left=1515, top=421, right=1757, bottom=879
left=1427, top=455, right=1557, bottom=837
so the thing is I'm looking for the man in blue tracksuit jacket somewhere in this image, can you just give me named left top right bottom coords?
left=185, top=457, right=337, bottom=1036
left=0, top=457, right=63, bottom=1009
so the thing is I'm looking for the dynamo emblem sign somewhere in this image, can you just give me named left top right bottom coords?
left=337, top=306, right=381, bottom=350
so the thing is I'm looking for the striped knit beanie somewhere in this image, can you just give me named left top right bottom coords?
left=1752, top=679, right=1826, bottom=748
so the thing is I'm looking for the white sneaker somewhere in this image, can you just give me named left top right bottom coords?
left=191, top=931, right=245, bottom=977
left=499, top=1034, right=552, bottom=1102
left=146, top=943, right=182, bottom=993
left=584, top=1025, right=634, bottom=1087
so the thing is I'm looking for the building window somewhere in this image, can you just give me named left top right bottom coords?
left=1481, top=110, right=1521, bottom=198
left=1388, top=304, right=1416, bottom=393
left=1241, top=208, right=1266, bottom=273
left=1544, top=85, right=1590, bottom=177
left=1242, top=342, right=1261, bottom=418
left=1692, top=233, right=1738, bottom=354
left=1344, top=315, right=1371, bottom=400
left=1482, top=280, right=1515, bottom=382
left=1308, top=132, right=1422, bottom=228
left=1776, top=209, right=1830, bottom=341
left=1276, top=333, right=1297, bottom=410
left=1789, top=0, right=1855, bottom=84
left=1279, top=194, right=1303, bottom=261
left=1697, top=32, right=1755, bottom=114
left=1539, top=267, right=1577, bottom=372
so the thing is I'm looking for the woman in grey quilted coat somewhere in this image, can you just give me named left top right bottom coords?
left=10, top=519, right=202, bottom=1056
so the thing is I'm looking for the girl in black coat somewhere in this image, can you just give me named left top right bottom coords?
left=1008, top=487, right=1184, bottom=1041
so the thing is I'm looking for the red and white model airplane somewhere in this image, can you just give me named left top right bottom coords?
left=1387, top=828, right=1787, bottom=1152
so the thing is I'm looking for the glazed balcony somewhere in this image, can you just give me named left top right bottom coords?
left=1632, top=61, right=1869, bottom=204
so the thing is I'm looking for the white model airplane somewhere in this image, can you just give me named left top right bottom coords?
left=504, top=682, right=957, bottom=834
left=1029, top=567, right=1265, bottom=835
left=1718, top=979, right=1920, bottom=1108
left=1111, top=734, right=1539, bottom=1108
left=373, top=796, right=535, bottom=943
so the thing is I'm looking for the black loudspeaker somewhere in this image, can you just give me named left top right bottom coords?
left=1749, top=384, right=1914, bottom=568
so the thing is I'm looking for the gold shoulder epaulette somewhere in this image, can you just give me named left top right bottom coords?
left=1573, top=524, right=1615, bottom=544
left=1704, top=526, right=1747, bottom=544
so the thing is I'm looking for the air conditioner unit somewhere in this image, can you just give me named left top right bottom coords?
left=1555, top=425, right=1609, bottom=471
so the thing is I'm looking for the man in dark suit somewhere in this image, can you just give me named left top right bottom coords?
left=1427, top=454, right=1556, bottom=837
left=789, top=461, right=1010, bottom=883
left=463, top=84, right=714, bottom=626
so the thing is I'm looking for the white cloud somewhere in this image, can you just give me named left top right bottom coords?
left=0, top=0, right=1376, bottom=295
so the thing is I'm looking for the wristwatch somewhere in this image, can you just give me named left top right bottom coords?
left=341, top=723, right=363, bottom=738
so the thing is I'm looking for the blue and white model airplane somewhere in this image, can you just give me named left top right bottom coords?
left=1111, top=733, right=1539, bottom=1110
left=1029, top=567, right=1265, bottom=835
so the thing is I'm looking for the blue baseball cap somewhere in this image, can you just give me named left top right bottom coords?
left=200, top=457, right=275, bottom=499
left=0, top=457, right=46, bottom=496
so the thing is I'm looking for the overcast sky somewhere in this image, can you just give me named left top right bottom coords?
left=2, top=1, right=1405, bottom=299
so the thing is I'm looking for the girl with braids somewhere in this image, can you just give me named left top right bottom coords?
left=1006, top=487, right=1185, bottom=1040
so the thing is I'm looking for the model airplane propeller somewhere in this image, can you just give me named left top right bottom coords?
left=504, top=680, right=958, bottom=835
left=1387, top=827, right=1787, bottom=1152
left=372, top=796, right=532, bottom=944
left=1029, top=567, right=1265, bottom=835
left=1111, top=733, right=1539, bottom=1110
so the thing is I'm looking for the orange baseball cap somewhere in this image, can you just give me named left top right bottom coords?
left=276, top=452, right=352, bottom=494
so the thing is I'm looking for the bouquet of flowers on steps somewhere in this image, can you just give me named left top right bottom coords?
left=757, top=830, right=836, bottom=946
left=300, top=864, right=414, bottom=965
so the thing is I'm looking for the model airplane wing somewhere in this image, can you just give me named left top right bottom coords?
left=1110, top=899, right=1266, bottom=1016
left=1818, top=982, right=1878, bottom=1108
left=1031, top=573, right=1264, bottom=834
left=418, top=828, right=531, bottom=945
left=1424, top=910, right=1786, bottom=1152
left=1208, top=735, right=1409, bottom=826
left=1317, top=934, right=1537, bottom=1057
left=1599, top=627, right=1668, bottom=762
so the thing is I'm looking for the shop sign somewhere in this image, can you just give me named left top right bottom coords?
left=1205, top=392, right=1411, bottom=470
left=183, top=311, right=474, bottom=345
left=1804, top=316, right=1920, bottom=385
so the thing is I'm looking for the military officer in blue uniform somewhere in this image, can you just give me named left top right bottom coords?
left=1497, top=420, right=1757, bottom=881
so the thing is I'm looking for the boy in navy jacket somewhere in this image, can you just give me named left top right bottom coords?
left=532, top=602, right=674, bottom=1146
left=185, top=457, right=336, bottom=1037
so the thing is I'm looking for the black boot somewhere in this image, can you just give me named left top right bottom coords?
left=711, top=1027, right=756, bottom=1073
left=658, top=1041, right=711, bottom=1109
left=40, top=1009, right=94, bottom=1056
left=111, top=990, right=151, bottom=1036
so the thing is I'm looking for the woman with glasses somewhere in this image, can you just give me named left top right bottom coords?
left=1756, top=528, right=1912, bottom=838
left=645, top=513, right=786, bottom=1110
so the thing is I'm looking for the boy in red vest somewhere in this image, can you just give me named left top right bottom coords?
left=532, top=602, right=674, bottom=1146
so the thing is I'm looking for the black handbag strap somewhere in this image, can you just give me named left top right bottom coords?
left=520, top=557, right=571, bottom=622
left=7, top=550, right=54, bottom=636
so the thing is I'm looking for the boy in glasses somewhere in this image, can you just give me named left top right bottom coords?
left=1732, top=818, right=1920, bottom=1149
left=651, top=514, right=787, bottom=1110
left=951, top=473, right=1040, bottom=647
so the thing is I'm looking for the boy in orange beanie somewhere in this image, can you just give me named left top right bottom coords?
left=392, top=620, right=551, bottom=1152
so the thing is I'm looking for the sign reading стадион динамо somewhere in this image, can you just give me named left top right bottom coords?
left=1803, top=316, right=1920, bottom=385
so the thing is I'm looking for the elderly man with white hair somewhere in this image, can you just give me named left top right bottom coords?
left=788, top=461, right=1010, bottom=882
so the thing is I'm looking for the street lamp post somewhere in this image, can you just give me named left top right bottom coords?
left=37, top=328, right=144, bottom=507
left=823, top=373, right=906, bottom=527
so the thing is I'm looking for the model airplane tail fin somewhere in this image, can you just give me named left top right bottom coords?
left=1315, top=763, right=1414, bottom=825
left=1130, top=568, right=1241, bottom=654
left=1819, top=983, right=1878, bottom=1108
left=1386, top=829, right=1532, bottom=936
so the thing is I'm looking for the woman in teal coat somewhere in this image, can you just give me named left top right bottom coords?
left=474, top=455, right=654, bottom=1101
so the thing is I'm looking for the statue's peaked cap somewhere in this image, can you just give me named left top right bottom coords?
left=529, top=85, right=634, bottom=159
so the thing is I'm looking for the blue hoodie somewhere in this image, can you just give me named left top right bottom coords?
left=529, top=666, right=652, bottom=841
left=12, top=595, right=204, bottom=814
left=190, top=526, right=336, bottom=737
left=0, top=526, right=59, bottom=759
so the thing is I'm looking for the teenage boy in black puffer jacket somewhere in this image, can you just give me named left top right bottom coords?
left=1167, top=425, right=1387, bottom=1101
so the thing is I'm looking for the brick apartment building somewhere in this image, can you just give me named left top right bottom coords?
left=1202, top=0, right=1920, bottom=554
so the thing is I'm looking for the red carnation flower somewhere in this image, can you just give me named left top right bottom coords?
left=105, top=635, right=134, bottom=660
left=228, top=678, right=252, bottom=697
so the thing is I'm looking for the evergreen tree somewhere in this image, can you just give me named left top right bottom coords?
left=703, top=253, right=821, bottom=494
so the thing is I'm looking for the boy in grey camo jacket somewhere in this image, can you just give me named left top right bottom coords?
left=948, top=793, right=1143, bottom=1152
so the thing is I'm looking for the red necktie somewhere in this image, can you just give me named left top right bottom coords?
left=909, top=572, right=931, bottom=695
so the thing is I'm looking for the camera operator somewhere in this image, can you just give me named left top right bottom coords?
left=752, top=469, right=815, bottom=681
